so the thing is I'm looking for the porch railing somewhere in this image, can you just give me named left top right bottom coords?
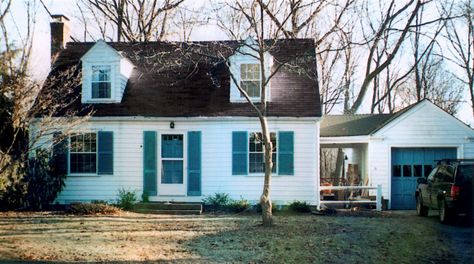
left=317, top=185, right=383, bottom=211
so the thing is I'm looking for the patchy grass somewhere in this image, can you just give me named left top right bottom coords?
left=0, top=211, right=457, bottom=263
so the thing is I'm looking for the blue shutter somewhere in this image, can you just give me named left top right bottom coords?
left=232, top=131, right=248, bottom=175
left=278, top=131, right=294, bottom=175
left=187, top=131, right=201, bottom=196
left=98, top=131, right=113, bottom=175
left=53, top=132, right=68, bottom=175
left=143, top=131, right=157, bottom=196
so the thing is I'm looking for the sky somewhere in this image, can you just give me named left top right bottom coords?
left=6, top=0, right=474, bottom=126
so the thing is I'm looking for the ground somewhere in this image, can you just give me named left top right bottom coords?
left=0, top=210, right=472, bottom=263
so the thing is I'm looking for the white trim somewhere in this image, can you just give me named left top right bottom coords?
left=158, top=131, right=187, bottom=196
left=68, top=131, right=99, bottom=177
left=320, top=135, right=370, bottom=144
left=89, top=116, right=322, bottom=122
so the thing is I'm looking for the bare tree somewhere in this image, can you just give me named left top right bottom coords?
left=78, top=0, right=185, bottom=42
left=399, top=58, right=464, bottom=114
left=0, top=0, right=92, bottom=189
left=443, top=0, right=473, bottom=118
left=349, top=0, right=435, bottom=113
left=206, top=0, right=320, bottom=225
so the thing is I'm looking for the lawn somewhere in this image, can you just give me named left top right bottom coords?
left=0, top=211, right=457, bottom=263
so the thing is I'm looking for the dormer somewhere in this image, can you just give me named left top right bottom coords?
left=80, top=40, right=134, bottom=104
left=229, top=38, right=273, bottom=103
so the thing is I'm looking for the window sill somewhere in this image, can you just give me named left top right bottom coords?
left=68, top=173, right=101, bottom=177
left=246, top=173, right=279, bottom=177
left=85, top=99, right=116, bottom=104
left=230, top=97, right=262, bottom=103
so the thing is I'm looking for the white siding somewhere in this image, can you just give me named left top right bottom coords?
left=368, top=101, right=474, bottom=205
left=36, top=119, right=319, bottom=205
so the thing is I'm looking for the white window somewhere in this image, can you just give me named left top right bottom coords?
left=249, top=132, right=276, bottom=173
left=240, top=63, right=261, bottom=98
left=69, top=133, right=97, bottom=174
left=91, top=65, right=111, bottom=99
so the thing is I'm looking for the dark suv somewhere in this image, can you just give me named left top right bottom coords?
left=415, top=159, right=473, bottom=224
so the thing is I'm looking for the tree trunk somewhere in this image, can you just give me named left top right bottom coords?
left=259, top=115, right=273, bottom=226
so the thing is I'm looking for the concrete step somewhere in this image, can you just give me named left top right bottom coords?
left=133, top=202, right=202, bottom=214
left=132, top=208, right=202, bottom=215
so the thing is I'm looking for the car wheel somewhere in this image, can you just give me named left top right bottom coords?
left=416, top=196, right=428, bottom=216
left=439, top=200, right=453, bottom=224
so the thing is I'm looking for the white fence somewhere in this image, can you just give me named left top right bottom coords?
left=317, top=185, right=383, bottom=211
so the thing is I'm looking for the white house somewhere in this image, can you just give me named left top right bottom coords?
left=320, top=100, right=474, bottom=209
left=34, top=16, right=474, bottom=210
left=32, top=16, right=321, bottom=205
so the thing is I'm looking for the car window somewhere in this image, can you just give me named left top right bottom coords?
left=455, top=165, right=473, bottom=184
left=435, top=166, right=454, bottom=183
left=427, top=167, right=438, bottom=181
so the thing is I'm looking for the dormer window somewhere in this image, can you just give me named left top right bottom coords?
left=91, top=65, right=112, bottom=99
left=228, top=38, right=273, bottom=103
left=240, top=63, right=261, bottom=98
left=81, top=40, right=134, bottom=104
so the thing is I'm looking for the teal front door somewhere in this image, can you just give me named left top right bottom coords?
left=391, top=148, right=457, bottom=209
left=159, top=134, right=186, bottom=195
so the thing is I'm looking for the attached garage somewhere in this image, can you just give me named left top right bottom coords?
left=320, top=99, right=474, bottom=210
left=390, top=148, right=457, bottom=209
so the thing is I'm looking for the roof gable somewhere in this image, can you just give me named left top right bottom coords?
left=81, top=40, right=122, bottom=62
left=372, top=100, right=474, bottom=136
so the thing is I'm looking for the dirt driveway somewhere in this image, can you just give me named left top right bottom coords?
left=0, top=211, right=471, bottom=263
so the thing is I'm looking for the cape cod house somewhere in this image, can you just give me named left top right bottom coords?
left=34, top=15, right=474, bottom=209
left=32, top=15, right=321, bottom=205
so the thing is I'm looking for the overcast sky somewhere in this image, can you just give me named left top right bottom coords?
left=6, top=0, right=474, bottom=125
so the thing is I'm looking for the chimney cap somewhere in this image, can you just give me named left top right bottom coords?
left=51, top=14, right=70, bottom=22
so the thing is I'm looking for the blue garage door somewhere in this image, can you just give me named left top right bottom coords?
left=391, top=148, right=457, bottom=210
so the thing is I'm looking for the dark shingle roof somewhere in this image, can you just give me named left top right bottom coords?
left=320, top=101, right=422, bottom=137
left=320, top=114, right=394, bottom=137
left=37, top=39, right=321, bottom=118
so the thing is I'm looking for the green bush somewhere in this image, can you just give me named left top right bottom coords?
left=0, top=149, right=66, bottom=210
left=202, top=192, right=232, bottom=206
left=228, top=197, right=250, bottom=212
left=67, top=202, right=120, bottom=215
left=287, top=201, right=311, bottom=213
left=116, top=188, right=137, bottom=210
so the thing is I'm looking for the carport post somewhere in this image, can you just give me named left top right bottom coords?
left=376, top=185, right=382, bottom=211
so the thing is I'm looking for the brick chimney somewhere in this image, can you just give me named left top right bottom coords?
left=50, top=14, right=70, bottom=63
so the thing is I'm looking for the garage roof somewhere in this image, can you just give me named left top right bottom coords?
left=321, top=102, right=420, bottom=137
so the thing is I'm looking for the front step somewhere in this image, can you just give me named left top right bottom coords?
left=133, top=202, right=202, bottom=215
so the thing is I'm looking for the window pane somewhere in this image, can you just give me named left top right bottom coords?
left=413, top=165, right=423, bottom=177
left=403, top=165, right=412, bottom=177
left=92, top=66, right=110, bottom=81
left=90, top=133, right=97, bottom=152
left=249, top=153, right=264, bottom=173
left=271, top=133, right=277, bottom=152
left=241, top=80, right=260, bottom=97
left=272, top=153, right=276, bottom=173
left=161, top=160, right=183, bottom=184
left=161, top=134, right=183, bottom=158
left=424, top=165, right=433, bottom=177
left=70, top=153, right=96, bottom=173
left=393, top=165, right=401, bottom=177
left=92, top=82, right=111, bottom=99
